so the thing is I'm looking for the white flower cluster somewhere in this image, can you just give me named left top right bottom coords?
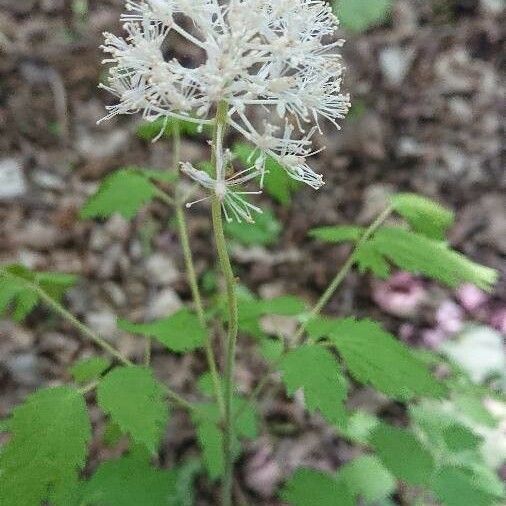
left=101, top=0, right=350, bottom=221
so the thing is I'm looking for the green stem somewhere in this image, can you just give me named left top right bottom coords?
left=33, top=285, right=132, bottom=366
left=236, top=206, right=394, bottom=420
left=175, top=203, right=225, bottom=416
left=210, top=101, right=237, bottom=506
left=0, top=269, right=200, bottom=414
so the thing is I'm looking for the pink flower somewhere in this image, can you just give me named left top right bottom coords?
left=422, top=328, right=448, bottom=349
left=436, top=300, right=465, bottom=335
left=372, top=272, right=426, bottom=318
left=456, top=284, right=489, bottom=313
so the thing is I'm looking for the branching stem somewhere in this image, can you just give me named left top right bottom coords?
left=235, top=206, right=394, bottom=421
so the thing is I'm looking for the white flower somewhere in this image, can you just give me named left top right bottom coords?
left=100, top=0, right=350, bottom=219
left=181, top=162, right=262, bottom=223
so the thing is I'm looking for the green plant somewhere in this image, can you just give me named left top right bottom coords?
left=1, top=1, right=504, bottom=506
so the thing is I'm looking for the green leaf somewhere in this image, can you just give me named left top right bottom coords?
left=97, top=366, right=169, bottom=453
left=433, top=466, right=503, bottom=506
left=355, top=241, right=391, bottom=278
left=391, top=193, right=454, bottom=240
left=370, top=227, right=498, bottom=290
left=309, top=226, right=364, bottom=243
left=339, top=455, right=396, bottom=503
left=0, top=265, right=77, bottom=321
left=233, top=142, right=300, bottom=205
left=70, top=357, right=111, bottom=384
left=281, top=468, right=353, bottom=506
left=325, top=318, right=444, bottom=400
left=80, top=168, right=158, bottom=220
left=370, top=424, right=435, bottom=486
left=137, top=117, right=201, bottom=141
left=0, top=386, right=91, bottom=506
left=442, top=423, right=482, bottom=453
left=336, top=0, right=392, bottom=32
left=225, top=208, right=281, bottom=246
left=281, top=344, right=348, bottom=425
left=339, top=410, right=380, bottom=445
left=191, top=399, right=258, bottom=480
left=119, top=309, right=205, bottom=353
left=103, top=421, right=125, bottom=448
left=82, top=449, right=177, bottom=506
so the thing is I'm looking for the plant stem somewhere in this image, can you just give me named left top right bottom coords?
left=33, top=284, right=133, bottom=366
left=175, top=119, right=223, bottom=413
left=210, top=101, right=237, bottom=506
left=236, top=206, right=394, bottom=420
left=0, top=270, right=200, bottom=414
left=175, top=203, right=224, bottom=416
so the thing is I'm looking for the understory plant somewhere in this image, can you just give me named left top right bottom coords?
left=0, top=1, right=504, bottom=505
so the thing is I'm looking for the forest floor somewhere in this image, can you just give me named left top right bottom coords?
left=0, top=1, right=504, bottom=504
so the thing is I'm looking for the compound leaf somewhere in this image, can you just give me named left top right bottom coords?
left=70, top=357, right=112, bottom=384
left=119, top=309, right=205, bottom=353
left=191, top=399, right=258, bottom=480
left=80, top=168, right=158, bottom=220
left=82, top=449, right=177, bottom=506
left=370, top=227, right=497, bottom=290
left=0, top=386, right=91, bottom=506
left=370, top=424, right=435, bottom=487
left=339, top=455, right=396, bottom=503
left=336, top=0, right=392, bottom=32
left=309, top=226, right=364, bottom=244
left=390, top=193, right=454, bottom=240
left=433, top=465, right=503, bottom=506
left=97, top=366, right=169, bottom=454
left=326, top=318, right=444, bottom=400
left=281, top=468, right=353, bottom=506
left=281, top=344, right=348, bottom=425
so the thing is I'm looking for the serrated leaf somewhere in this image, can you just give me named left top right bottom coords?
left=281, top=468, right=353, bottom=506
left=433, top=465, right=503, bottom=506
left=103, top=421, right=125, bottom=448
left=336, top=0, right=392, bottom=32
left=137, top=117, right=201, bottom=141
left=325, top=318, right=444, bottom=400
left=82, top=449, right=177, bottom=506
left=370, top=227, right=497, bottom=290
left=391, top=193, right=454, bottom=240
left=281, top=344, right=348, bottom=425
left=233, top=143, right=299, bottom=205
left=80, top=169, right=158, bottom=219
left=442, top=423, right=482, bottom=452
left=70, top=356, right=111, bottom=384
left=370, top=424, right=435, bottom=486
left=339, top=410, right=380, bottom=445
left=309, top=226, right=364, bottom=243
left=0, top=386, right=91, bottom=506
left=119, top=309, right=205, bottom=353
left=339, top=455, right=396, bottom=503
left=355, top=241, right=391, bottom=278
left=225, top=208, right=281, bottom=246
left=97, top=366, right=169, bottom=453
left=191, top=399, right=258, bottom=480
left=0, top=265, right=77, bottom=321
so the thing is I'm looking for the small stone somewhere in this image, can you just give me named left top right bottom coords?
left=5, top=353, right=42, bottom=386
left=18, top=221, right=63, bottom=250
left=145, top=253, right=179, bottom=286
left=147, top=289, right=183, bottom=319
left=76, top=128, right=129, bottom=160
left=261, top=315, right=298, bottom=340
left=32, top=170, right=65, bottom=191
left=380, top=46, right=413, bottom=86
left=0, top=158, right=26, bottom=200
left=104, top=215, right=131, bottom=241
left=85, top=311, right=118, bottom=341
